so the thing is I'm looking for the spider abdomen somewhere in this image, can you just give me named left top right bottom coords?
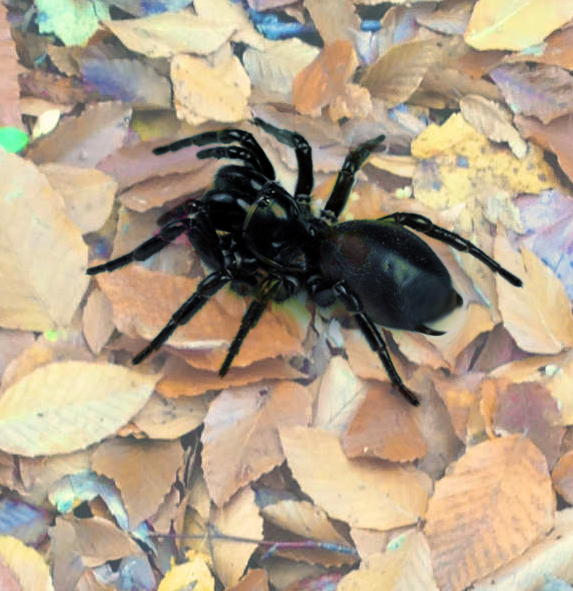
left=319, top=220, right=461, bottom=330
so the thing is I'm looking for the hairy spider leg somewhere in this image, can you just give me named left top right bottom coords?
left=333, top=282, right=420, bottom=406
left=196, top=146, right=265, bottom=172
left=219, top=275, right=290, bottom=376
left=252, top=117, right=314, bottom=197
left=153, top=129, right=275, bottom=180
left=380, top=213, right=523, bottom=287
left=132, top=271, right=231, bottom=365
left=323, top=134, right=386, bottom=221
left=86, top=219, right=190, bottom=275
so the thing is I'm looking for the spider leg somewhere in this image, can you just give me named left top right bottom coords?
left=380, top=213, right=523, bottom=287
left=332, top=280, right=419, bottom=406
left=153, top=129, right=275, bottom=180
left=132, top=271, right=231, bottom=365
left=196, top=146, right=263, bottom=171
left=323, top=134, right=386, bottom=221
left=87, top=220, right=190, bottom=275
left=252, top=117, right=314, bottom=196
left=219, top=275, right=296, bottom=376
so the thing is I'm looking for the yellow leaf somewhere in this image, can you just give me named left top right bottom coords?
left=0, top=535, right=54, bottom=591
left=0, top=361, right=159, bottom=456
left=158, top=554, right=214, bottom=591
left=465, top=0, right=573, bottom=51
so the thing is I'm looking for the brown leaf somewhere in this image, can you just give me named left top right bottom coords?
left=425, top=435, right=554, bottom=590
left=338, top=531, right=438, bottom=591
left=0, top=153, right=89, bottom=331
left=210, top=486, right=263, bottom=588
left=280, top=426, right=429, bottom=531
left=490, top=63, right=573, bottom=124
left=304, top=0, right=360, bottom=45
left=494, top=382, right=564, bottom=467
left=92, top=437, right=184, bottom=528
left=516, top=114, right=573, bottom=184
left=171, top=55, right=250, bottom=126
left=202, top=382, right=312, bottom=506
left=361, top=40, right=444, bottom=108
left=460, top=94, right=526, bottom=159
left=416, top=0, right=474, bottom=35
left=293, top=41, right=358, bottom=116
left=27, top=102, right=131, bottom=167
left=465, top=0, right=573, bottom=51
left=82, top=289, right=115, bottom=355
left=226, top=569, right=268, bottom=591
left=505, top=24, right=573, bottom=69
left=0, top=3, right=22, bottom=128
left=495, top=237, right=573, bottom=355
left=552, top=451, right=573, bottom=503
left=342, top=382, right=427, bottom=462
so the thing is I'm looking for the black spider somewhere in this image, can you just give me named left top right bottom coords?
left=87, top=118, right=522, bottom=406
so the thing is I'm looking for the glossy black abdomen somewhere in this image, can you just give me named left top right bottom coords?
left=318, top=220, right=457, bottom=329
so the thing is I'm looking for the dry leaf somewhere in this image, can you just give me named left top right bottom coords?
left=0, top=535, right=54, bottom=591
left=202, top=382, right=312, bottom=506
left=465, top=0, right=573, bottom=51
left=0, top=361, right=158, bottom=456
left=0, top=3, right=23, bottom=129
left=338, top=531, right=438, bottom=591
left=82, top=289, right=115, bottom=355
left=104, top=12, right=234, bottom=58
left=472, top=508, right=573, bottom=590
left=293, top=41, right=358, bottom=116
left=243, top=39, right=319, bottom=104
left=506, top=25, right=573, bottom=69
left=552, top=451, right=573, bottom=503
left=210, top=486, right=263, bottom=588
left=460, top=94, right=526, bottom=159
left=39, top=163, right=116, bottom=234
left=516, top=114, right=573, bottom=185
left=425, top=435, right=554, bottom=591
left=490, top=63, right=573, bottom=124
left=158, top=552, right=214, bottom=591
left=342, top=382, right=427, bottom=462
left=226, top=569, right=268, bottom=591
left=171, top=54, right=250, bottom=126
left=361, top=41, right=444, bottom=108
left=92, top=437, right=183, bottom=528
left=280, top=426, right=428, bottom=531
left=495, top=237, right=573, bottom=355
left=304, top=0, right=360, bottom=45
left=27, top=102, right=131, bottom=167
left=416, top=0, right=474, bottom=35
left=0, top=153, right=88, bottom=331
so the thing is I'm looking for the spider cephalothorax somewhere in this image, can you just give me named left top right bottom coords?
left=87, top=118, right=522, bottom=406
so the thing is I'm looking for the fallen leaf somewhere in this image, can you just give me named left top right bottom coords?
left=425, top=435, right=554, bottom=590
left=495, top=237, right=573, bottom=355
left=516, top=114, right=573, bottom=185
left=280, top=426, right=428, bottom=531
left=158, top=552, right=214, bottom=591
left=338, top=531, right=438, bottom=591
left=171, top=54, right=250, bottom=126
left=0, top=535, right=54, bottom=591
left=490, top=63, right=573, bottom=124
left=92, top=437, right=184, bottom=528
left=460, top=94, right=526, bottom=159
left=0, top=3, right=22, bottom=129
left=27, top=102, right=131, bottom=167
left=465, top=0, right=573, bottom=51
left=0, top=362, right=159, bottom=456
left=472, top=508, right=573, bottom=590
left=226, top=569, right=268, bottom=591
left=361, top=40, right=444, bottom=108
left=293, top=41, right=358, bottom=116
left=552, top=451, right=573, bottom=504
left=243, top=39, right=319, bottom=104
left=82, top=289, right=115, bottom=355
left=342, top=382, right=427, bottom=462
left=210, top=486, right=263, bottom=588
left=202, top=382, right=312, bottom=506
left=304, top=0, right=360, bottom=45
left=505, top=24, right=573, bottom=69
left=104, top=12, right=234, bottom=58
left=417, top=0, right=474, bottom=35
left=0, top=153, right=88, bottom=331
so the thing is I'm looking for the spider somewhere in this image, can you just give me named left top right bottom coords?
left=87, top=118, right=522, bottom=406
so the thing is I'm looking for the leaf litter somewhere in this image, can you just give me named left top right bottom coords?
left=1, top=0, right=573, bottom=589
